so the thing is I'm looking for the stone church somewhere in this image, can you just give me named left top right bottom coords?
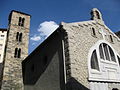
left=0, top=8, right=120, bottom=90
left=22, top=8, right=120, bottom=90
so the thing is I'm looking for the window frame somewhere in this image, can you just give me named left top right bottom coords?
left=91, top=27, right=97, bottom=38
left=90, top=50, right=100, bottom=71
left=99, top=43, right=116, bottom=63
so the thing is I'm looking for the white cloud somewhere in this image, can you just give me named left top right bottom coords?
left=30, top=21, right=59, bottom=42
left=38, top=21, right=59, bottom=37
left=30, top=35, right=41, bottom=41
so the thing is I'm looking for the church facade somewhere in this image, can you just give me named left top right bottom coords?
left=0, top=8, right=120, bottom=90
left=23, top=8, right=120, bottom=90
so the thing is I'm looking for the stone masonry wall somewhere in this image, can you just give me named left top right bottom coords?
left=1, top=11, right=30, bottom=90
left=61, top=19, right=120, bottom=90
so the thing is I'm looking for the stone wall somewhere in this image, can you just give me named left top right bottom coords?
left=61, top=18, right=120, bottom=90
left=23, top=29, right=65, bottom=90
left=1, top=11, right=30, bottom=90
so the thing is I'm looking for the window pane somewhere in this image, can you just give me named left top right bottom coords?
left=99, top=44, right=105, bottom=60
left=103, top=43, right=110, bottom=61
left=91, top=50, right=99, bottom=70
left=117, top=56, right=120, bottom=66
left=109, top=46, right=116, bottom=62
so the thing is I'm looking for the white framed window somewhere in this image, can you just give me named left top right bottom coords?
left=117, top=55, right=120, bottom=66
left=99, top=43, right=116, bottom=62
left=89, top=40, right=120, bottom=82
left=91, top=50, right=99, bottom=71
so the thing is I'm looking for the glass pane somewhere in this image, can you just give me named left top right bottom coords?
left=99, top=44, right=105, bottom=60
left=103, top=43, right=110, bottom=61
left=91, top=50, right=99, bottom=70
left=109, top=46, right=116, bottom=62
left=117, top=56, right=120, bottom=66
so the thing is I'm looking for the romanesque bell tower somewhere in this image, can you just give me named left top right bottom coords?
left=1, top=10, right=30, bottom=90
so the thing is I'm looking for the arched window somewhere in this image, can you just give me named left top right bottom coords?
left=14, top=48, right=21, bottom=58
left=21, top=18, right=25, bottom=27
left=16, top=32, right=19, bottom=41
left=18, top=48, right=21, bottom=58
left=99, top=43, right=116, bottom=62
left=99, top=44, right=105, bottom=60
left=91, top=50, right=99, bottom=70
left=14, top=48, right=18, bottom=58
left=108, top=46, right=116, bottom=62
left=103, top=43, right=110, bottom=61
left=95, top=11, right=100, bottom=19
left=19, top=33, right=22, bottom=42
left=18, top=17, right=25, bottom=27
left=117, top=56, right=120, bottom=66
left=92, top=28, right=96, bottom=36
left=18, top=17, right=22, bottom=26
left=110, top=35, right=113, bottom=43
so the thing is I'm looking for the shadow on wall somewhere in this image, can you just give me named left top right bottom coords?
left=66, top=77, right=89, bottom=90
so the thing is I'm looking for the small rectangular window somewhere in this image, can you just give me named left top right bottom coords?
left=91, top=28, right=97, bottom=37
left=110, top=35, right=114, bottom=43
left=1, top=35, right=4, bottom=37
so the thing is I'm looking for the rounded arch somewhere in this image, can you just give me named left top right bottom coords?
left=88, top=40, right=120, bottom=82
left=91, top=8, right=103, bottom=20
left=88, top=40, right=119, bottom=77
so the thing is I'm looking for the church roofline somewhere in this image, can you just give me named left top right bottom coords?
left=10, top=10, right=31, bottom=17
left=23, top=26, right=61, bottom=64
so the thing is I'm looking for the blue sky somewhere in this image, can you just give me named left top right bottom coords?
left=0, top=0, right=120, bottom=54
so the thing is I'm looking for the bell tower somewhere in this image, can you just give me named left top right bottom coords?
left=91, top=8, right=103, bottom=21
left=1, top=10, right=30, bottom=90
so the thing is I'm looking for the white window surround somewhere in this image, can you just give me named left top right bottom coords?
left=88, top=40, right=120, bottom=82
left=117, top=54, right=120, bottom=66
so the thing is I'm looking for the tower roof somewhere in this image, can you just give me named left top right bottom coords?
left=10, top=10, right=31, bottom=17
left=0, top=28, right=7, bottom=31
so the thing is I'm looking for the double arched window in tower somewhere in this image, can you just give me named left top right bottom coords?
left=14, top=48, right=21, bottom=58
left=90, top=43, right=119, bottom=71
left=16, top=32, right=22, bottom=42
left=18, top=17, right=25, bottom=27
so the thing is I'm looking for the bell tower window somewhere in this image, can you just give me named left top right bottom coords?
left=14, top=48, right=21, bottom=58
left=95, top=11, right=100, bottom=19
left=18, top=17, right=25, bottom=27
left=21, top=18, right=25, bottom=27
left=18, top=48, right=21, bottom=58
left=16, top=32, right=23, bottom=42
left=19, top=33, right=22, bottom=42
left=18, top=17, right=22, bottom=26
left=16, top=32, right=19, bottom=41
left=14, top=48, right=18, bottom=58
